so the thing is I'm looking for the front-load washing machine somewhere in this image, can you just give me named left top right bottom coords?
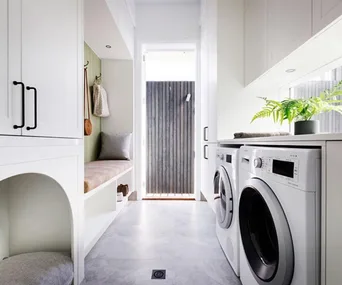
left=214, top=147, right=240, bottom=276
left=238, top=146, right=321, bottom=285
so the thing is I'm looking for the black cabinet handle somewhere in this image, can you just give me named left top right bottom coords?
left=26, top=86, right=37, bottom=130
left=13, top=81, right=25, bottom=129
left=204, top=145, right=209, bottom=160
left=204, top=126, right=209, bottom=141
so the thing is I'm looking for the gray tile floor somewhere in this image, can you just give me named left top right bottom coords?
left=82, top=201, right=241, bottom=285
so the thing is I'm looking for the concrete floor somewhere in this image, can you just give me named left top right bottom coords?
left=82, top=201, right=241, bottom=285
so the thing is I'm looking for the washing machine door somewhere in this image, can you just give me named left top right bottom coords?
left=239, top=178, right=294, bottom=285
left=214, top=166, right=233, bottom=229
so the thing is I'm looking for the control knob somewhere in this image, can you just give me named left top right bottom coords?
left=254, top=158, right=263, bottom=168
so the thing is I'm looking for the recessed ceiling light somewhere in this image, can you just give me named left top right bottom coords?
left=106, top=45, right=112, bottom=49
left=285, top=68, right=296, bottom=73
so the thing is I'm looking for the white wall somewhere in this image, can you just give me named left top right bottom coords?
left=136, top=3, right=200, bottom=43
left=216, top=0, right=288, bottom=140
left=101, top=59, right=134, bottom=156
left=0, top=181, right=9, bottom=259
left=8, top=174, right=71, bottom=255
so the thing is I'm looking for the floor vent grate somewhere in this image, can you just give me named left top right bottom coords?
left=151, top=269, right=166, bottom=280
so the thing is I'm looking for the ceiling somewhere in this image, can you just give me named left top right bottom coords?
left=135, top=0, right=199, bottom=4
left=84, top=0, right=132, bottom=60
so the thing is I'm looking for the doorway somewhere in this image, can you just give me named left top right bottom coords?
left=142, top=50, right=196, bottom=199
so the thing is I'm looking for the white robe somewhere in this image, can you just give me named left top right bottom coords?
left=93, top=84, right=110, bottom=117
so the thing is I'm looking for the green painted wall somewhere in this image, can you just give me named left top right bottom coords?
left=84, top=43, right=101, bottom=163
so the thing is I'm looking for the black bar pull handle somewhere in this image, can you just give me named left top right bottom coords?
left=204, top=145, right=209, bottom=160
left=13, top=81, right=25, bottom=129
left=204, top=126, right=209, bottom=141
left=26, top=86, right=38, bottom=130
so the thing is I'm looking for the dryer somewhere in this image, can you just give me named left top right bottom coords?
left=214, top=147, right=240, bottom=276
left=238, top=146, right=321, bottom=285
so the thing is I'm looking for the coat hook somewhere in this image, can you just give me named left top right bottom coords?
left=84, top=61, right=89, bottom=68
left=96, top=73, right=102, bottom=80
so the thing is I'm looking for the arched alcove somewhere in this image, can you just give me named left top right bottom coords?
left=0, top=173, right=72, bottom=259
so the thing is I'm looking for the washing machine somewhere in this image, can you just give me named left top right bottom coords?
left=238, top=146, right=321, bottom=285
left=214, top=147, right=240, bottom=276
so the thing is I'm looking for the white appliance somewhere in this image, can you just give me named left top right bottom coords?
left=238, top=146, right=321, bottom=285
left=214, top=147, right=240, bottom=276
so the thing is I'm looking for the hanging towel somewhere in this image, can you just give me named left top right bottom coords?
left=93, top=84, right=110, bottom=117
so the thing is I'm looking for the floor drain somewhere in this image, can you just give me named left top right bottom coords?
left=151, top=269, right=166, bottom=280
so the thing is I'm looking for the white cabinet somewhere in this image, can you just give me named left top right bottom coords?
left=201, top=143, right=216, bottom=211
left=245, top=0, right=312, bottom=84
left=325, top=141, right=342, bottom=285
left=244, top=0, right=268, bottom=85
left=0, top=0, right=82, bottom=139
left=267, top=0, right=312, bottom=68
left=313, top=0, right=342, bottom=34
left=201, top=0, right=217, bottom=143
left=0, top=0, right=21, bottom=136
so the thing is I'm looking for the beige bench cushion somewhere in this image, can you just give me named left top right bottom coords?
left=84, top=160, right=133, bottom=193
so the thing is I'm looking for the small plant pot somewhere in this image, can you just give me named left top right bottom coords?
left=294, top=120, right=319, bottom=135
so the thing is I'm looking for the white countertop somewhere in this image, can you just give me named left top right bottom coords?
left=218, top=133, right=342, bottom=146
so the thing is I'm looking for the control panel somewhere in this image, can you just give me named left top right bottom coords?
left=240, top=146, right=321, bottom=191
left=252, top=156, right=299, bottom=182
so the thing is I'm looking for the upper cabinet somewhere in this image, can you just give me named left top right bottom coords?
left=266, top=0, right=312, bottom=68
left=0, top=0, right=83, bottom=139
left=0, top=0, right=21, bottom=136
left=313, top=0, right=342, bottom=34
left=245, top=0, right=342, bottom=86
left=245, top=0, right=268, bottom=85
left=200, top=0, right=217, bottom=143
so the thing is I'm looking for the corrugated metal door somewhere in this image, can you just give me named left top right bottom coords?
left=146, top=81, right=195, bottom=194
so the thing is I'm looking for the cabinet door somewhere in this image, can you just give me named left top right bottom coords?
left=244, top=0, right=268, bottom=85
left=326, top=141, right=342, bottom=285
left=0, top=0, right=21, bottom=136
left=313, top=0, right=342, bottom=34
left=201, top=23, right=210, bottom=142
left=202, top=144, right=217, bottom=212
left=267, top=0, right=312, bottom=69
left=206, top=0, right=217, bottom=142
left=21, top=0, right=82, bottom=138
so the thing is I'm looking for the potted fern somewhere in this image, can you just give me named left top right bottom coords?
left=251, top=81, right=342, bottom=135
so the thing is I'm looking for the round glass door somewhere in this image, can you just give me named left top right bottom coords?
left=214, top=166, right=233, bottom=229
left=239, top=178, right=294, bottom=285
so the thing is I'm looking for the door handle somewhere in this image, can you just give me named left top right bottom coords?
left=204, top=126, right=209, bottom=141
left=26, top=86, right=38, bottom=130
left=13, top=81, right=25, bottom=129
left=204, top=145, right=209, bottom=160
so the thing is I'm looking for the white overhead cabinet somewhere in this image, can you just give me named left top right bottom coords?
left=0, top=0, right=21, bottom=136
left=313, top=0, right=342, bottom=34
left=266, top=0, right=312, bottom=68
left=245, top=0, right=342, bottom=85
left=0, top=0, right=82, bottom=139
left=244, top=0, right=267, bottom=84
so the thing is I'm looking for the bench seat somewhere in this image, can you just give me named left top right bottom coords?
left=84, top=160, right=133, bottom=193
